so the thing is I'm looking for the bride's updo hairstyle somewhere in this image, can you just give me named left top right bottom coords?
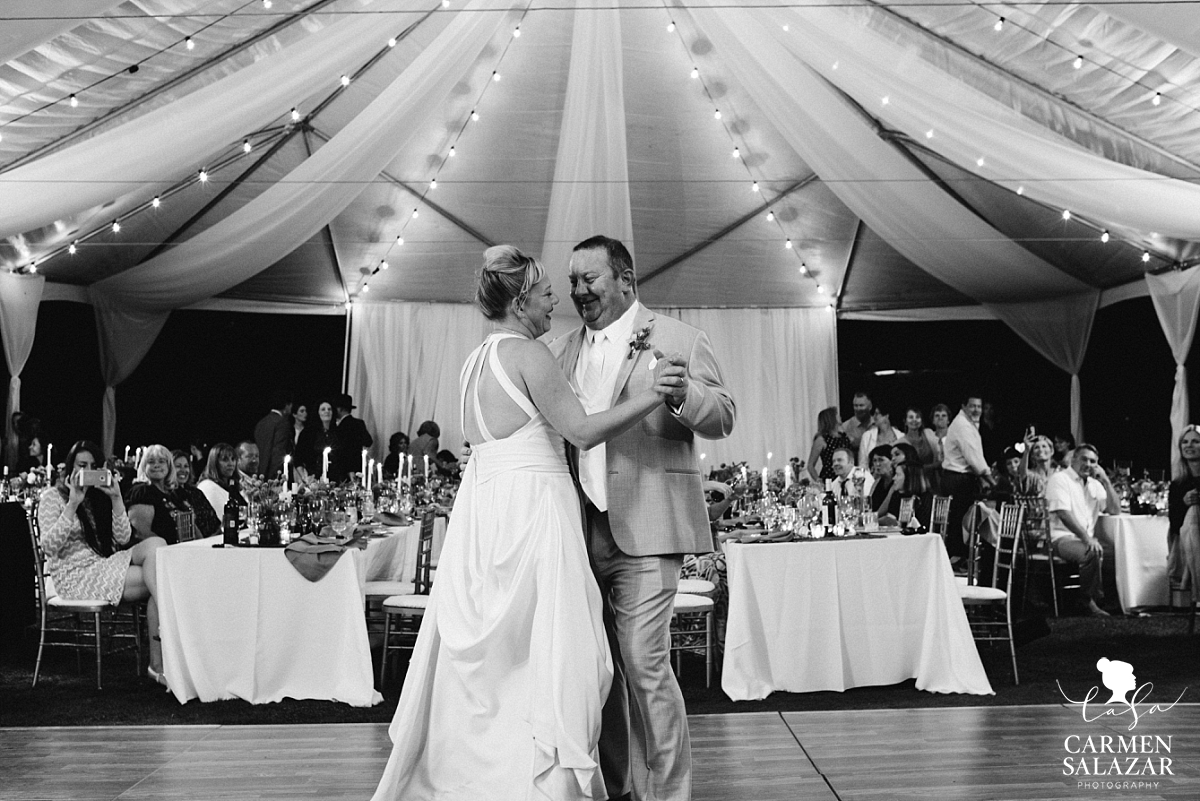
left=475, top=245, right=545, bottom=321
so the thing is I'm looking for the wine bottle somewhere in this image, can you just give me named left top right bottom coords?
left=222, top=495, right=240, bottom=546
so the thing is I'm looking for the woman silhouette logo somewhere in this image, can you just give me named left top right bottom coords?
left=1096, top=657, right=1136, bottom=708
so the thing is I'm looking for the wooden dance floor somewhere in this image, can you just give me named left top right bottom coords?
left=3, top=706, right=1199, bottom=800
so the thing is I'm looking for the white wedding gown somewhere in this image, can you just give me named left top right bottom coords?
left=370, top=332, right=613, bottom=801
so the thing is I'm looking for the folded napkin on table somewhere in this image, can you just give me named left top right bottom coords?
left=284, top=532, right=368, bottom=582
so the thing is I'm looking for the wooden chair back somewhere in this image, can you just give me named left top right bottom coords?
left=414, top=512, right=437, bottom=595
left=930, top=495, right=952, bottom=536
left=898, top=496, right=915, bottom=526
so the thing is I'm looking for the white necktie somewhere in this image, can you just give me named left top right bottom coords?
left=580, top=332, right=605, bottom=400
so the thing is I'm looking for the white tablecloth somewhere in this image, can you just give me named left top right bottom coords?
left=722, top=533, right=994, bottom=700
left=364, top=516, right=447, bottom=583
left=1095, top=515, right=1169, bottom=613
left=157, top=537, right=383, bottom=706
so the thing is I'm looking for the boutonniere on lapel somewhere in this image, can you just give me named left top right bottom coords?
left=628, top=325, right=653, bottom=360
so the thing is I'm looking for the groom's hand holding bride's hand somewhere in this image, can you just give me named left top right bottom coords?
left=651, top=349, right=689, bottom=409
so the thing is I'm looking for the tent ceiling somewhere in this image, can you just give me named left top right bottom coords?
left=1, top=0, right=1197, bottom=315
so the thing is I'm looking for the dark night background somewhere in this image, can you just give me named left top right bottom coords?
left=1, top=296, right=1191, bottom=471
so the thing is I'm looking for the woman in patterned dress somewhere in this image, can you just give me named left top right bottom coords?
left=37, top=440, right=168, bottom=684
left=807, top=405, right=853, bottom=482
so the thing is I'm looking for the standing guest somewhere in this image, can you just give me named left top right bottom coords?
left=236, top=441, right=260, bottom=483
left=553, top=234, right=735, bottom=801
left=807, top=405, right=853, bottom=482
left=330, top=393, right=372, bottom=483
left=382, top=432, right=410, bottom=480
left=196, top=443, right=246, bottom=514
left=841, top=392, right=873, bottom=454
left=980, top=400, right=1002, bottom=466
left=941, top=394, right=995, bottom=562
left=929, top=403, right=953, bottom=494
left=1168, top=426, right=1200, bottom=596
left=901, top=406, right=939, bottom=468
left=171, top=449, right=219, bottom=537
left=857, top=404, right=899, bottom=467
left=127, top=444, right=192, bottom=545
left=867, top=444, right=895, bottom=514
left=38, top=440, right=169, bottom=685
left=295, top=400, right=337, bottom=478
left=1045, top=443, right=1120, bottom=616
left=292, top=403, right=308, bottom=448
left=187, top=437, right=207, bottom=485
left=253, top=390, right=293, bottom=480
left=1053, top=431, right=1076, bottom=470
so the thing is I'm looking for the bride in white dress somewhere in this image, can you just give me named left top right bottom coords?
left=370, top=246, right=670, bottom=801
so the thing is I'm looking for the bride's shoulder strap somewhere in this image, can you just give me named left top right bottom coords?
left=486, top=336, right=540, bottom=421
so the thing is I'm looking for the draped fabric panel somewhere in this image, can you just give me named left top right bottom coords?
left=690, top=8, right=1098, bottom=439
left=347, top=303, right=493, bottom=461
left=0, top=272, right=44, bottom=469
left=748, top=4, right=1200, bottom=240
left=89, top=0, right=510, bottom=311
left=1146, top=270, right=1200, bottom=475
left=540, top=3, right=634, bottom=340
left=91, top=300, right=169, bottom=457
left=0, top=0, right=124, bottom=65
left=348, top=303, right=837, bottom=475
left=0, top=3, right=422, bottom=240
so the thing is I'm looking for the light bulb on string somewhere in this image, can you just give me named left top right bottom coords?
left=1016, top=186, right=1025, bottom=196
left=396, top=236, right=404, bottom=245
left=362, top=283, right=370, bottom=293
left=765, top=210, right=775, bottom=222
left=976, top=157, right=985, bottom=167
left=340, top=74, right=350, bottom=87
left=380, top=260, right=389, bottom=270
left=291, top=107, right=300, bottom=122
left=429, top=179, right=437, bottom=189
left=1101, top=230, right=1110, bottom=243
left=512, top=26, right=520, bottom=38
left=1142, top=251, right=1151, bottom=263
left=732, top=147, right=740, bottom=159
left=1153, top=92, right=1162, bottom=106
left=111, top=220, right=121, bottom=233
left=785, top=239, right=792, bottom=249
left=1062, top=209, right=1071, bottom=221
left=799, top=263, right=808, bottom=275
left=243, top=139, right=252, bottom=153
left=151, top=196, right=160, bottom=208
left=412, top=208, right=419, bottom=219
left=198, top=168, right=208, bottom=183
left=816, top=285, right=826, bottom=294
left=751, top=181, right=759, bottom=193
left=994, top=17, right=1004, bottom=32
left=29, top=263, right=37, bottom=274
left=714, top=109, right=722, bottom=120
left=69, top=94, right=78, bottom=108
left=388, top=37, right=397, bottom=48
left=881, top=96, right=889, bottom=106
left=667, top=21, right=675, bottom=32
left=442, top=0, right=449, bottom=7
left=492, top=71, right=500, bottom=82
left=471, top=110, right=479, bottom=121
left=263, top=0, right=272, bottom=8
left=449, top=146, right=456, bottom=157
left=69, top=241, right=77, bottom=255
left=925, top=129, right=934, bottom=139
left=690, top=67, right=699, bottom=79
left=782, top=24, right=789, bottom=32
left=185, top=37, right=194, bottom=50
left=1073, top=55, right=1083, bottom=69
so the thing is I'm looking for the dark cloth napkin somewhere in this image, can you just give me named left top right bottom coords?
left=283, top=532, right=367, bottom=582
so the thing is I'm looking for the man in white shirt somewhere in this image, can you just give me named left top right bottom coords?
left=1045, top=443, right=1120, bottom=616
left=830, top=446, right=875, bottom=500
left=940, top=394, right=994, bottom=562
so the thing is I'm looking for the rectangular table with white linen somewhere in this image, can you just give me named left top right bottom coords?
left=363, top=515, right=447, bottom=584
left=1095, top=514, right=1169, bottom=613
left=157, top=536, right=382, bottom=706
left=722, top=533, right=994, bottom=700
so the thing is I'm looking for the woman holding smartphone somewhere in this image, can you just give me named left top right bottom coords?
left=37, top=440, right=169, bottom=684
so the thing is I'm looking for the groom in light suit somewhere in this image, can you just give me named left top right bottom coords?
left=551, top=236, right=735, bottom=801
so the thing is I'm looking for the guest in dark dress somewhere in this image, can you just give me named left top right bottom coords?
left=171, top=449, right=219, bottom=537
left=1168, top=426, right=1200, bottom=591
left=296, top=400, right=339, bottom=479
left=807, top=406, right=854, bottom=483
left=382, top=432, right=410, bottom=480
left=127, top=444, right=192, bottom=544
left=868, top=444, right=896, bottom=514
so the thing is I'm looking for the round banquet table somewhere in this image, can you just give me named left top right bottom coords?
left=722, top=532, right=994, bottom=700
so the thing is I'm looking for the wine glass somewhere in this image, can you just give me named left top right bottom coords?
left=329, top=510, right=350, bottom=541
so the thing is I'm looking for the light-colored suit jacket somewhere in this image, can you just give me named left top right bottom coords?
left=550, top=305, right=735, bottom=557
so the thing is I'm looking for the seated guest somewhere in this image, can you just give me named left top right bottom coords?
left=1168, top=425, right=1200, bottom=594
left=1045, top=443, right=1120, bottom=616
left=171, top=449, right=219, bottom=537
left=237, top=440, right=261, bottom=483
left=830, top=446, right=874, bottom=500
left=857, top=404, right=900, bottom=468
left=989, top=446, right=1034, bottom=503
left=1021, top=432, right=1058, bottom=495
left=382, top=431, right=410, bottom=480
left=38, top=440, right=169, bottom=685
left=1053, top=431, right=1076, bottom=470
left=128, top=444, right=194, bottom=545
left=900, top=406, right=939, bottom=468
left=435, top=449, right=460, bottom=478
left=196, top=443, right=247, bottom=515
left=889, top=441, right=933, bottom=528
left=807, top=405, right=853, bottom=482
left=867, top=445, right=895, bottom=514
